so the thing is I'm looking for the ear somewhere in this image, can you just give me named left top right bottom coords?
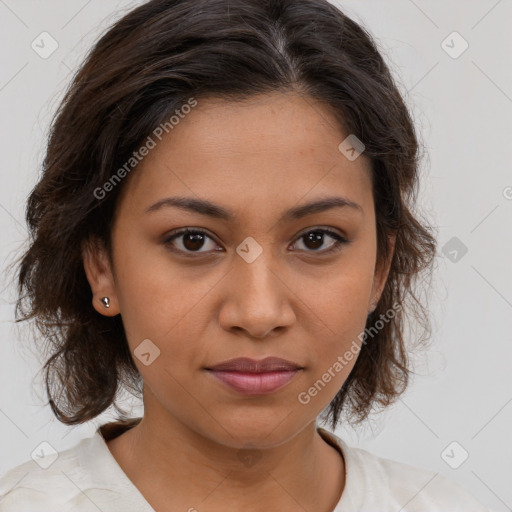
left=81, top=237, right=120, bottom=316
left=368, top=233, right=396, bottom=314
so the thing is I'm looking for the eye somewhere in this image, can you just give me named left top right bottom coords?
left=163, top=226, right=349, bottom=257
left=163, top=228, right=220, bottom=256
left=291, top=227, right=348, bottom=255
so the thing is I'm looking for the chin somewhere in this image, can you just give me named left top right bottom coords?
left=195, top=410, right=308, bottom=449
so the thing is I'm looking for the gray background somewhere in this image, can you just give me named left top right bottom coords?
left=0, top=1, right=511, bottom=510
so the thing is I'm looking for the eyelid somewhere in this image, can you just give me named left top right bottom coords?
left=295, top=225, right=347, bottom=240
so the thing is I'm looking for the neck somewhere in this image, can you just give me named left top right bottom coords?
left=106, top=409, right=344, bottom=512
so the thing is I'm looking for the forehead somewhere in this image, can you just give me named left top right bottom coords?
left=117, top=91, right=373, bottom=222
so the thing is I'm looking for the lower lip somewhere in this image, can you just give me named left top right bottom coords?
left=206, top=370, right=300, bottom=395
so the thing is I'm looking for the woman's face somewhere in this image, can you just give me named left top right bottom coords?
left=85, top=91, right=392, bottom=448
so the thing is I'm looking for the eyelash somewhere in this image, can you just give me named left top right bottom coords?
left=162, top=227, right=349, bottom=258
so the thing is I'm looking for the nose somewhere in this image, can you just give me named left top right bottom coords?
left=218, top=250, right=296, bottom=340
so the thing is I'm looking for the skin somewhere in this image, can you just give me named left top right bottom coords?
left=82, top=91, right=395, bottom=512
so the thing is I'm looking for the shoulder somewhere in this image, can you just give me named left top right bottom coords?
left=0, top=435, right=114, bottom=512
left=318, top=428, right=493, bottom=511
left=349, top=444, right=489, bottom=510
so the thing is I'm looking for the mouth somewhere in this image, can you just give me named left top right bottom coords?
left=204, top=357, right=303, bottom=395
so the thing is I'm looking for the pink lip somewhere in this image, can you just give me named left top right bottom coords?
left=205, top=357, right=303, bottom=395
left=208, top=369, right=300, bottom=395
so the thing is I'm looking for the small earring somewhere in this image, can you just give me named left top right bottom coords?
left=100, top=297, right=110, bottom=309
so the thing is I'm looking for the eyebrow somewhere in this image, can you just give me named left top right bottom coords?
left=145, top=195, right=363, bottom=222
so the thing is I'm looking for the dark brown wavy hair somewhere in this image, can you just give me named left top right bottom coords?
left=12, top=0, right=436, bottom=429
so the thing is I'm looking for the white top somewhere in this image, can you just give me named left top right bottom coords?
left=0, top=425, right=493, bottom=512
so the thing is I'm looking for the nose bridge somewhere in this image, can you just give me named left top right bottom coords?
left=233, top=235, right=281, bottom=298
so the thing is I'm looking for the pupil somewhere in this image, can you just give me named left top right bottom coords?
left=304, top=231, right=323, bottom=250
left=184, top=232, right=204, bottom=251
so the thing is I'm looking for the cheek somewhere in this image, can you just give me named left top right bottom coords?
left=298, top=250, right=376, bottom=388
left=299, top=247, right=376, bottom=334
left=112, top=230, right=218, bottom=343
left=330, top=270, right=374, bottom=330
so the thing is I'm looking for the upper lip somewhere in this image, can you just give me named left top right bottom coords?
left=205, top=357, right=303, bottom=373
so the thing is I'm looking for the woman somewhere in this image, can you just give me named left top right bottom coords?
left=0, top=0, right=493, bottom=510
